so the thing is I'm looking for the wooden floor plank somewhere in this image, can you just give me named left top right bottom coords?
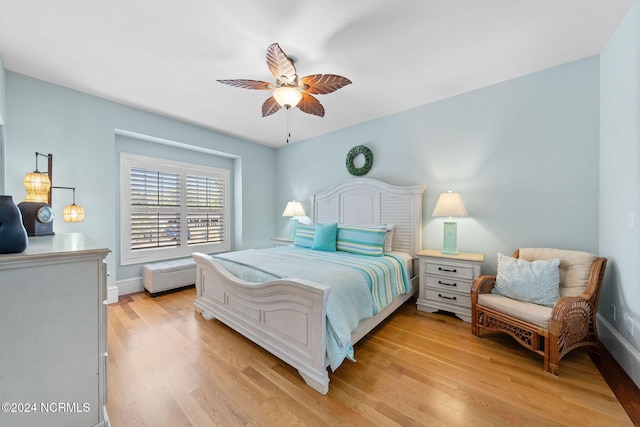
left=106, top=289, right=638, bottom=426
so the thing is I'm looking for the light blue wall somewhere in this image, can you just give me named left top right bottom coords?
left=0, top=55, right=5, bottom=122
left=0, top=55, right=5, bottom=193
left=600, top=0, right=640, bottom=371
left=5, top=72, right=276, bottom=286
left=276, top=56, right=601, bottom=273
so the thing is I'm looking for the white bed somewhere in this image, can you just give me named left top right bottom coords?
left=192, top=178, right=424, bottom=394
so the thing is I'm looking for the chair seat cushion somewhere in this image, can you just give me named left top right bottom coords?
left=478, top=293, right=552, bottom=329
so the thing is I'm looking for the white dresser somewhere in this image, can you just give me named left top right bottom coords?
left=416, top=249, right=484, bottom=322
left=0, top=233, right=110, bottom=427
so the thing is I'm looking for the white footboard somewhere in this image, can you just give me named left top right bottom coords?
left=191, top=252, right=332, bottom=394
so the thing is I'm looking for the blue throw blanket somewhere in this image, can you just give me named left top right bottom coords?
left=214, top=246, right=411, bottom=370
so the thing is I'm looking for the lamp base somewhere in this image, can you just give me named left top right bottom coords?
left=288, top=218, right=299, bottom=239
left=441, top=221, right=458, bottom=255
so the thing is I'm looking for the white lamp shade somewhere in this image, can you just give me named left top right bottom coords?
left=432, top=191, right=468, bottom=217
left=282, top=200, right=306, bottom=217
left=273, top=86, right=303, bottom=108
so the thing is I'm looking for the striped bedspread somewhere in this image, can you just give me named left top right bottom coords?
left=214, top=245, right=411, bottom=370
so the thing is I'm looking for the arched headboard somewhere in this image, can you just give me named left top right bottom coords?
left=312, top=178, right=424, bottom=258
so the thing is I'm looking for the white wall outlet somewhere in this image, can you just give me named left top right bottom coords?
left=625, top=315, right=634, bottom=337
left=629, top=212, right=636, bottom=229
left=610, top=304, right=616, bottom=322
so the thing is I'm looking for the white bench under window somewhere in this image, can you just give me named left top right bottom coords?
left=142, top=258, right=196, bottom=297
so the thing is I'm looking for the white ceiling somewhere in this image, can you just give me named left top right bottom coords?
left=0, top=0, right=633, bottom=147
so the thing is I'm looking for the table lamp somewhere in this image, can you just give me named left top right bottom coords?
left=432, top=190, right=468, bottom=255
left=282, top=200, right=306, bottom=239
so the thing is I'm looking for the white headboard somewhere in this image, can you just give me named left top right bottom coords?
left=312, top=178, right=424, bottom=258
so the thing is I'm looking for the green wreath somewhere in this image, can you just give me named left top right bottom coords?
left=346, top=145, right=373, bottom=176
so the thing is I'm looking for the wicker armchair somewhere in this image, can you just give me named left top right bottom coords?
left=470, top=248, right=607, bottom=375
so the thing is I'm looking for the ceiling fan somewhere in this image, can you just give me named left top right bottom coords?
left=217, top=43, right=352, bottom=118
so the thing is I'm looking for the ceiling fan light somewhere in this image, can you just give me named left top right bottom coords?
left=273, top=86, right=302, bottom=108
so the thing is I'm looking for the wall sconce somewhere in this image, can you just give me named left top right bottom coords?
left=432, top=190, right=468, bottom=255
left=282, top=200, right=306, bottom=239
left=18, top=152, right=85, bottom=236
left=23, top=152, right=52, bottom=204
left=53, top=186, right=85, bottom=223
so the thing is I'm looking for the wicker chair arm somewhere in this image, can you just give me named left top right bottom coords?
left=551, top=295, right=585, bottom=319
left=470, top=275, right=496, bottom=295
left=548, top=294, right=593, bottom=336
left=549, top=257, right=606, bottom=336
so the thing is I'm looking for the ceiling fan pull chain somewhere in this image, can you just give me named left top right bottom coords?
left=288, top=107, right=291, bottom=143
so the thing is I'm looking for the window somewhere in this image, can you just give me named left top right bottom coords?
left=120, top=153, right=230, bottom=265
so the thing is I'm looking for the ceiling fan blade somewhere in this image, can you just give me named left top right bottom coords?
left=217, top=79, right=273, bottom=90
left=299, top=74, right=352, bottom=95
left=262, top=96, right=282, bottom=117
left=266, top=43, right=298, bottom=86
left=297, top=93, right=325, bottom=117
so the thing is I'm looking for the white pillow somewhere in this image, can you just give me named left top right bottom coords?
left=492, top=253, right=561, bottom=307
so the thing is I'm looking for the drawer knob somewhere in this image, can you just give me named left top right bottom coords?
left=438, top=293, right=457, bottom=301
left=438, top=267, right=457, bottom=273
left=438, top=280, right=457, bottom=287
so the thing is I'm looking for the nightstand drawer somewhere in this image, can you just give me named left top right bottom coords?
left=425, top=275, right=473, bottom=293
left=425, top=289, right=471, bottom=308
left=424, top=262, right=473, bottom=280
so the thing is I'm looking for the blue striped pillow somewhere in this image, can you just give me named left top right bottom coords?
left=336, top=225, right=387, bottom=256
left=294, top=224, right=315, bottom=248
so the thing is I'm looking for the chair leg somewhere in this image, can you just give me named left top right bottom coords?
left=471, top=307, right=481, bottom=336
left=547, top=333, right=559, bottom=375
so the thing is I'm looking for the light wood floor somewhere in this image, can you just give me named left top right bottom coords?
left=106, top=288, right=635, bottom=426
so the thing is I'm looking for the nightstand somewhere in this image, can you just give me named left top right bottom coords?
left=271, top=237, right=294, bottom=247
left=416, top=249, right=484, bottom=322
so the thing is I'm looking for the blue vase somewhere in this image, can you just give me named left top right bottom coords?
left=0, top=195, right=29, bottom=254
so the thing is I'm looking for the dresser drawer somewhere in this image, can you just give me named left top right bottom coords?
left=424, top=262, right=473, bottom=280
left=425, top=289, right=471, bottom=308
left=425, top=275, right=473, bottom=293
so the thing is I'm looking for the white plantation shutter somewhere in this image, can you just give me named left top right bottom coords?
left=130, top=168, right=181, bottom=250
left=187, top=175, right=225, bottom=244
left=120, top=153, right=230, bottom=265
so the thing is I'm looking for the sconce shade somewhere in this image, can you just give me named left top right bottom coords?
left=24, top=172, right=51, bottom=202
left=62, top=203, right=85, bottom=223
left=24, top=191, right=50, bottom=203
left=273, top=86, right=303, bottom=108
left=282, top=200, right=306, bottom=217
left=432, top=191, right=468, bottom=217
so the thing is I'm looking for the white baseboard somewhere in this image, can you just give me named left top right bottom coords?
left=597, top=313, right=640, bottom=388
left=116, top=276, right=144, bottom=296
left=106, top=286, right=118, bottom=304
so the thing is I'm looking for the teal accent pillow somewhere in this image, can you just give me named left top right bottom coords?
left=492, top=253, right=561, bottom=307
left=311, top=223, right=338, bottom=252
left=336, top=225, right=386, bottom=256
left=294, top=224, right=315, bottom=248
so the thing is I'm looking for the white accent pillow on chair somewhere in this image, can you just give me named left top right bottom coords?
left=492, top=253, right=561, bottom=307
